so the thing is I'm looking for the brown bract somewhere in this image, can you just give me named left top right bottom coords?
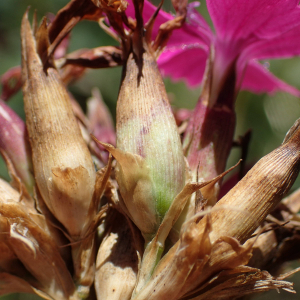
left=95, top=209, right=143, bottom=300
left=0, top=179, right=77, bottom=300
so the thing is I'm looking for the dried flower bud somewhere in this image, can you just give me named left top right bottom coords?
left=111, top=43, right=185, bottom=239
left=204, top=117, right=300, bottom=244
left=87, top=88, right=115, bottom=146
left=21, top=13, right=96, bottom=238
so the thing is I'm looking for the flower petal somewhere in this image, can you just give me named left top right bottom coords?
left=207, top=0, right=300, bottom=43
left=168, top=3, right=212, bottom=47
left=240, top=60, right=300, bottom=96
left=242, top=24, right=300, bottom=62
left=158, top=46, right=207, bottom=87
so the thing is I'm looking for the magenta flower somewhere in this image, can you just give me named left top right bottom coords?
left=157, top=0, right=300, bottom=96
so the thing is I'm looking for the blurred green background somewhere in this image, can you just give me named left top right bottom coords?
left=1, top=0, right=300, bottom=299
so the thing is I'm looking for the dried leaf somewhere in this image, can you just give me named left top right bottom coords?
left=95, top=210, right=142, bottom=300
left=0, top=201, right=77, bottom=300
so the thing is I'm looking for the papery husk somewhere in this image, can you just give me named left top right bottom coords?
left=0, top=273, right=52, bottom=300
left=200, top=117, right=300, bottom=245
left=0, top=200, right=77, bottom=300
left=0, top=177, right=75, bottom=299
left=72, top=156, right=112, bottom=295
left=0, top=242, right=27, bottom=276
left=247, top=187, right=300, bottom=272
left=21, top=12, right=99, bottom=293
left=132, top=163, right=240, bottom=296
left=95, top=209, right=143, bottom=300
left=132, top=215, right=296, bottom=300
left=132, top=118, right=300, bottom=300
left=21, top=12, right=96, bottom=238
left=246, top=229, right=278, bottom=270
left=187, top=268, right=296, bottom=300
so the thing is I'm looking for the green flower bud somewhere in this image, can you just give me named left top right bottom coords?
left=113, top=43, right=185, bottom=239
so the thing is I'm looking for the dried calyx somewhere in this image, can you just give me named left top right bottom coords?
left=21, top=11, right=111, bottom=295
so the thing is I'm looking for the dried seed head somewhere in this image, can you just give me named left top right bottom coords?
left=21, top=13, right=96, bottom=238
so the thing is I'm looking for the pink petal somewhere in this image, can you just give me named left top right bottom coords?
left=241, top=24, right=300, bottom=62
left=158, top=46, right=208, bottom=87
left=239, top=60, right=300, bottom=96
left=254, top=1, right=300, bottom=39
left=207, top=0, right=300, bottom=44
left=156, top=2, right=213, bottom=86
left=172, top=3, right=212, bottom=47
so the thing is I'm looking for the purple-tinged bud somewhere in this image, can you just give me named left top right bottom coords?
left=183, top=51, right=236, bottom=204
left=0, top=99, right=34, bottom=192
left=114, top=43, right=186, bottom=239
left=0, top=66, right=22, bottom=101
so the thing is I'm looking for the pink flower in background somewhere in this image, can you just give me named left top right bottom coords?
left=125, top=1, right=213, bottom=89
left=144, top=0, right=300, bottom=96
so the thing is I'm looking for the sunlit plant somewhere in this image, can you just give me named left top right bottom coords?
left=1, top=0, right=300, bottom=299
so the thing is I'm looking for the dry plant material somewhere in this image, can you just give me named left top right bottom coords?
left=1, top=0, right=300, bottom=300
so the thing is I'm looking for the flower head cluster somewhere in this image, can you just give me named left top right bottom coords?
left=1, top=0, right=300, bottom=300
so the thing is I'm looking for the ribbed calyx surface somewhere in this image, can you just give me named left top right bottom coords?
left=116, top=44, right=185, bottom=236
left=201, top=118, right=300, bottom=245
left=21, top=14, right=96, bottom=238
